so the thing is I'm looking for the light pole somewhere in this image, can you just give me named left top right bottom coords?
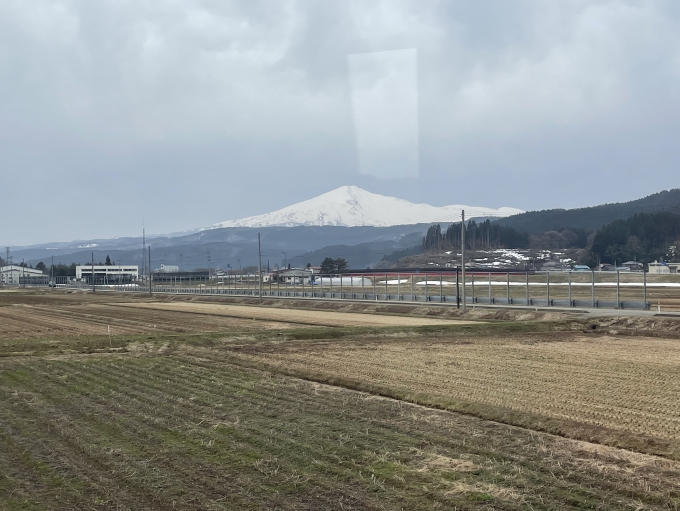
left=258, top=233, right=263, bottom=299
left=461, top=210, right=466, bottom=313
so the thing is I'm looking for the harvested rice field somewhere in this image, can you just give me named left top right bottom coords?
left=2, top=355, right=680, bottom=510
left=1, top=290, right=680, bottom=509
left=231, top=332, right=680, bottom=459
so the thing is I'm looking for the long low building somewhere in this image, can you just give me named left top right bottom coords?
left=1, top=265, right=46, bottom=284
left=76, top=264, right=139, bottom=282
left=151, top=270, right=209, bottom=282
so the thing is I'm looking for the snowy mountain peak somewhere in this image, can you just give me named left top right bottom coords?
left=212, top=186, right=523, bottom=229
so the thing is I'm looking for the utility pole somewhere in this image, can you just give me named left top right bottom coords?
left=461, top=210, right=466, bottom=313
left=51, top=255, right=54, bottom=286
left=22, top=258, right=25, bottom=288
left=148, top=246, right=152, bottom=296
left=4, top=247, right=9, bottom=286
left=258, top=232, right=263, bottom=299
left=142, top=226, right=146, bottom=282
left=92, top=252, right=95, bottom=293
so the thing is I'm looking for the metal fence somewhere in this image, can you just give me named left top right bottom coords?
left=7, top=270, right=675, bottom=310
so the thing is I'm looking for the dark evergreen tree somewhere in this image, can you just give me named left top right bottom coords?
left=320, top=257, right=335, bottom=274
left=335, top=258, right=348, bottom=272
left=588, top=212, right=680, bottom=264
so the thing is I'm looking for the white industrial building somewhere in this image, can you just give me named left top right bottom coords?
left=648, top=261, right=680, bottom=274
left=76, top=264, right=139, bottom=282
left=1, top=265, right=46, bottom=284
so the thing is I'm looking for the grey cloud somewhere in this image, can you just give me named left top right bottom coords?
left=1, top=0, right=680, bottom=246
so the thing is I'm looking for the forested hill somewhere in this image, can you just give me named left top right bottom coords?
left=496, top=189, right=680, bottom=233
left=588, top=212, right=680, bottom=264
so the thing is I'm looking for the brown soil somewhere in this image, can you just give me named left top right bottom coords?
left=0, top=302, right=298, bottom=340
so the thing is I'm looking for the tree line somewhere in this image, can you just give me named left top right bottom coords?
left=423, top=220, right=530, bottom=251
left=585, top=212, right=680, bottom=265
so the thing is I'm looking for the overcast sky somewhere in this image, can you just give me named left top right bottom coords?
left=2, top=0, right=680, bottom=246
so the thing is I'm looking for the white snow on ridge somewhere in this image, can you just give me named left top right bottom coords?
left=213, top=186, right=523, bottom=229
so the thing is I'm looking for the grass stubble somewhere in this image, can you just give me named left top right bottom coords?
left=0, top=291, right=679, bottom=509
left=227, top=331, right=680, bottom=459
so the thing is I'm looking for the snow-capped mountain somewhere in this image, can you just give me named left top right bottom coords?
left=213, top=186, right=523, bottom=228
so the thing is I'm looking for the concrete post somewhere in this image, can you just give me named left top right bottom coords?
left=526, top=271, right=530, bottom=305
left=592, top=270, right=596, bottom=307
left=471, top=272, right=474, bottom=305
left=568, top=271, right=572, bottom=306
left=488, top=272, right=492, bottom=304
left=456, top=267, right=460, bottom=308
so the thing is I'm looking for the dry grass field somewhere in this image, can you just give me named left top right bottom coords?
left=4, top=356, right=680, bottom=510
left=1, top=290, right=680, bottom=509
left=231, top=332, right=680, bottom=458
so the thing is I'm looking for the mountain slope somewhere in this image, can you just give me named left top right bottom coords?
left=213, top=186, right=522, bottom=228
left=22, top=225, right=434, bottom=271
left=497, top=189, right=680, bottom=233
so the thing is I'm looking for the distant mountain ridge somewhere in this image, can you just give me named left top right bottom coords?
left=213, top=185, right=522, bottom=228
left=496, top=189, right=680, bottom=233
left=15, top=187, right=680, bottom=271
